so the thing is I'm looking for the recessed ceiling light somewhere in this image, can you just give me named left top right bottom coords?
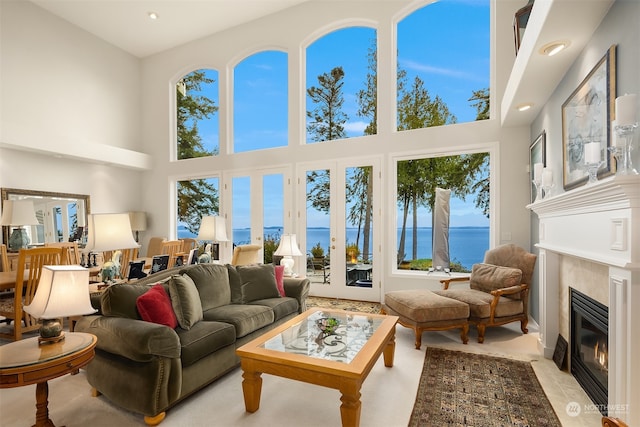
left=540, top=41, right=570, bottom=57
left=148, top=11, right=159, bottom=20
left=517, top=103, right=533, bottom=112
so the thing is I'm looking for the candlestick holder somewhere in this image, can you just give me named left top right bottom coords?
left=609, top=123, right=638, bottom=175
left=584, top=161, right=605, bottom=184
left=532, top=179, right=543, bottom=202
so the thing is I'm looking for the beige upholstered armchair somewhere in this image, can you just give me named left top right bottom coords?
left=231, top=244, right=261, bottom=265
left=435, top=244, right=537, bottom=343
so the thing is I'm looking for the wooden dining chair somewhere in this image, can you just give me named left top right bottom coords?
left=161, top=240, right=183, bottom=268
left=45, top=242, right=81, bottom=265
left=0, top=247, right=63, bottom=341
left=180, top=238, right=198, bottom=253
left=0, top=244, right=9, bottom=273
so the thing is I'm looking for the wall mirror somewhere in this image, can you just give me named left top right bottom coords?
left=1, top=187, right=91, bottom=249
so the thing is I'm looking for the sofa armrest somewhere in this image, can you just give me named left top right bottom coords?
left=75, top=315, right=181, bottom=362
left=283, top=276, right=310, bottom=313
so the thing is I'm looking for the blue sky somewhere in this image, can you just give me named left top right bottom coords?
left=181, top=0, right=490, bottom=232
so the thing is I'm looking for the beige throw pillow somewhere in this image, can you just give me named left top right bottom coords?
left=470, top=263, right=523, bottom=299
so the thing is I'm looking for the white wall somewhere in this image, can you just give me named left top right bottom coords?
left=139, top=0, right=532, bottom=295
left=0, top=1, right=146, bottom=218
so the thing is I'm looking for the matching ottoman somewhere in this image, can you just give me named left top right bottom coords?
left=382, top=290, right=469, bottom=349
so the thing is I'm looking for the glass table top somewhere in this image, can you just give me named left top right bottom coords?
left=260, top=310, right=384, bottom=364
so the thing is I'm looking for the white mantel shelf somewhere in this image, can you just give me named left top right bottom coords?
left=528, top=175, right=640, bottom=270
left=528, top=174, right=640, bottom=423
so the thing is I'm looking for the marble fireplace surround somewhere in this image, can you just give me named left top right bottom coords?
left=529, top=175, right=640, bottom=423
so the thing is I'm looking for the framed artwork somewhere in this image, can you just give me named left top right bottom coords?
left=187, top=248, right=198, bottom=265
left=529, top=130, right=546, bottom=203
left=127, top=260, right=147, bottom=280
left=562, top=45, right=616, bottom=190
left=151, top=255, right=169, bottom=273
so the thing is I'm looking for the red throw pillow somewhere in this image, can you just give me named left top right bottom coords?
left=275, top=265, right=285, bottom=297
left=136, top=284, right=178, bottom=328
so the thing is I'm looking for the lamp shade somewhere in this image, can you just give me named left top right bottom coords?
left=85, top=213, right=140, bottom=252
left=24, top=265, right=96, bottom=319
left=274, top=234, right=303, bottom=257
left=0, top=200, right=39, bottom=226
left=196, top=216, right=229, bottom=242
left=128, top=211, right=147, bottom=231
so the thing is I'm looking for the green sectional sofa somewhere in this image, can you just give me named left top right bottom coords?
left=75, top=263, right=309, bottom=425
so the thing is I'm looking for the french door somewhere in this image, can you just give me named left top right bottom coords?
left=226, top=167, right=291, bottom=263
left=298, top=157, right=380, bottom=302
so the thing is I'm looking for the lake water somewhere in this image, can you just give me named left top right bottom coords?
left=179, top=226, right=489, bottom=271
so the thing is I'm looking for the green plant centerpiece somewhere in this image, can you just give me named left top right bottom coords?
left=311, top=242, right=325, bottom=258
left=316, top=316, right=340, bottom=336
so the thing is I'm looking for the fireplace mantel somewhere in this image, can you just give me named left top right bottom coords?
left=528, top=175, right=640, bottom=423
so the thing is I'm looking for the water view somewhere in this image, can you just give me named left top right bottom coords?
left=179, top=226, right=489, bottom=271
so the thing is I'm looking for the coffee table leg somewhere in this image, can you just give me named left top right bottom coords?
left=34, top=381, right=56, bottom=427
left=383, top=333, right=396, bottom=367
left=339, top=382, right=362, bottom=427
left=240, top=363, right=263, bottom=413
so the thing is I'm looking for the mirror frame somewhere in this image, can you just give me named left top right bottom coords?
left=1, top=187, right=91, bottom=246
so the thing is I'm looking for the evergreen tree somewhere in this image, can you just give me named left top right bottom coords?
left=307, top=67, right=347, bottom=142
left=176, top=71, right=220, bottom=234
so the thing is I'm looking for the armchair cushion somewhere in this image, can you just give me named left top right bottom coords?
left=470, top=263, right=523, bottom=299
left=169, top=274, right=203, bottom=330
left=433, top=289, right=524, bottom=319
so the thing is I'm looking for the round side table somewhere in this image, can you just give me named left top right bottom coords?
left=0, top=332, right=97, bottom=427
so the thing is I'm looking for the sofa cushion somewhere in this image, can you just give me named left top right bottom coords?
left=235, top=264, right=281, bottom=303
left=169, top=274, right=204, bottom=330
left=176, top=321, right=236, bottom=367
left=249, top=297, right=298, bottom=321
left=469, top=263, right=523, bottom=299
left=227, top=264, right=243, bottom=304
left=136, top=284, right=178, bottom=328
left=101, top=282, right=154, bottom=319
left=202, top=304, right=274, bottom=338
left=181, top=263, right=231, bottom=311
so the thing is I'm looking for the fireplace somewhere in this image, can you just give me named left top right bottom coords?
left=571, top=287, right=608, bottom=415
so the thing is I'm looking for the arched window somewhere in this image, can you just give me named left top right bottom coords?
left=176, top=69, right=219, bottom=159
left=306, top=26, right=377, bottom=143
left=233, top=50, right=288, bottom=153
left=397, top=1, right=490, bottom=131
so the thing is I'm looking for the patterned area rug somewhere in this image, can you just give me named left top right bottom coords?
left=306, top=296, right=382, bottom=314
left=410, top=347, right=561, bottom=427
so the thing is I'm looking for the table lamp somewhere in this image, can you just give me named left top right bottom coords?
left=196, top=216, right=229, bottom=261
left=0, top=199, right=39, bottom=251
left=129, top=211, right=147, bottom=242
left=274, top=234, right=303, bottom=276
left=83, top=213, right=140, bottom=268
left=24, top=265, right=96, bottom=344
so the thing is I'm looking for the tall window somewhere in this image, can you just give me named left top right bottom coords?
left=176, top=177, right=220, bottom=239
left=234, top=50, right=288, bottom=153
left=396, top=152, right=490, bottom=273
left=306, top=27, right=377, bottom=143
left=397, top=1, right=490, bottom=130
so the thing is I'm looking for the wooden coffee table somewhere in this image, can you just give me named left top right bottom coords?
left=236, top=308, right=398, bottom=427
left=0, top=332, right=97, bottom=427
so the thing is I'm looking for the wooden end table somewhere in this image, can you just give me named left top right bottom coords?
left=236, top=309, right=398, bottom=427
left=0, top=332, right=97, bottom=427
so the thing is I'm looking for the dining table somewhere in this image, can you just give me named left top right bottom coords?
left=0, top=271, right=21, bottom=291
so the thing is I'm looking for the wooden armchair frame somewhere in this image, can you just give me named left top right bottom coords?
left=439, top=244, right=536, bottom=343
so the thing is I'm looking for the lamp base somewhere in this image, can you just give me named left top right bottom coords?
left=8, top=227, right=30, bottom=251
left=280, top=256, right=295, bottom=276
left=38, top=318, right=64, bottom=345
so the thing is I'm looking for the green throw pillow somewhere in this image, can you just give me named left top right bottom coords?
left=235, top=264, right=280, bottom=303
left=169, top=274, right=203, bottom=330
